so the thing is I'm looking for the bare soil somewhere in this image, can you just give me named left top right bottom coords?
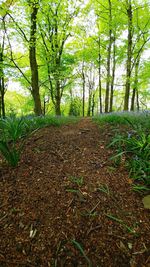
left=0, top=118, right=150, bottom=267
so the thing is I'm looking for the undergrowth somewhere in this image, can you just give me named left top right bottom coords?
left=94, top=112, right=150, bottom=191
left=0, top=115, right=79, bottom=167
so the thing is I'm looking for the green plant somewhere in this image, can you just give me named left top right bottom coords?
left=69, top=176, right=84, bottom=186
left=0, top=116, right=27, bottom=142
left=98, top=183, right=110, bottom=195
left=109, top=121, right=150, bottom=188
left=0, top=116, right=26, bottom=167
left=71, top=239, right=92, bottom=267
left=0, top=141, right=23, bottom=167
left=106, top=214, right=136, bottom=234
left=132, top=184, right=150, bottom=193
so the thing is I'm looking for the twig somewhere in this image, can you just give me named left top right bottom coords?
left=66, top=198, right=74, bottom=214
left=107, top=233, right=126, bottom=240
left=0, top=214, right=8, bottom=222
left=90, top=200, right=101, bottom=213
left=87, top=225, right=102, bottom=236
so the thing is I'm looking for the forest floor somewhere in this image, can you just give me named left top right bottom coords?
left=0, top=118, right=150, bottom=267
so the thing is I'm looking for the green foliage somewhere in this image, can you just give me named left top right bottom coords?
left=23, top=115, right=79, bottom=133
left=71, top=239, right=92, bottom=267
left=69, top=97, right=82, bottom=116
left=106, top=112, right=150, bottom=189
left=106, top=214, right=136, bottom=234
left=0, top=115, right=79, bottom=166
left=0, top=141, right=22, bottom=167
left=98, top=184, right=110, bottom=195
left=0, top=116, right=26, bottom=167
left=0, top=116, right=27, bottom=141
left=69, top=176, right=83, bottom=186
left=93, top=112, right=150, bottom=128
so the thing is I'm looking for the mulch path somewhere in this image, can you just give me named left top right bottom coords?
left=0, top=118, right=150, bottom=267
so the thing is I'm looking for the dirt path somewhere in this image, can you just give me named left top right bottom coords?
left=0, top=118, right=150, bottom=267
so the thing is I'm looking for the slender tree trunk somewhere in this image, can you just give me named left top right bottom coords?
left=136, top=90, right=140, bottom=111
left=1, top=77, right=5, bottom=118
left=82, top=63, right=85, bottom=117
left=87, top=88, right=92, bottom=116
left=124, top=0, right=133, bottom=111
left=0, top=48, right=5, bottom=118
left=109, top=36, right=116, bottom=112
left=105, top=0, right=112, bottom=113
left=91, top=92, right=95, bottom=116
left=98, top=37, right=102, bottom=113
left=131, top=56, right=140, bottom=111
left=29, top=0, right=42, bottom=116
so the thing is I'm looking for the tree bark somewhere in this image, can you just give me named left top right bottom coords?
left=105, top=0, right=112, bottom=113
left=124, top=0, right=133, bottom=111
left=91, top=92, right=96, bottom=116
left=55, top=80, right=61, bottom=116
left=136, top=89, right=140, bottom=111
left=98, top=37, right=103, bottom=113
left=0, top=48, right=5, bottom=118
left=87, top=87, right=92, bottom=116
left=82, top=63, right=85, bottom=117
left=29, top=0, right=42, bottom=116
left=130, top=57, right=140, bottom=111
left=109, top=35, right=116, bottom=112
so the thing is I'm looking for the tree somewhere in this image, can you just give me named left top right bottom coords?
left=1, top=0, right=42, bottom=115
left=29, top=0, right=42, bottom=115
left=0, top=16, right=6, bottom=118
left=39, top=0, right=81, bottom=115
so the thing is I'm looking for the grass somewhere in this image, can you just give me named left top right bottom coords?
left=106, top=214, right=137, bottom=235
left=68, top=176, right=84, bottom=187
left=71, top=239, right=92, bottom=267
left=0, top=115, right=80, bottom=167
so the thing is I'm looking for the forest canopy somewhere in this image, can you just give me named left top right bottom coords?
left=0, top=0, right=150, bottom=117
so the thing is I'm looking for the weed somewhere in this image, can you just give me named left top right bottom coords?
left=69, top=176, right=84, bottom=187
left=98, top=183, right=110, bottom=195
left=106, top=214, right=136, bottom=235
left=132, top=184, right=150, bottom=193
left=71, top=239, right=92, bottom=267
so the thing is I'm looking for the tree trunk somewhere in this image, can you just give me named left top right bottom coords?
left=105, top=0, right=112, bottom=113
left=131, top=56, right=140, bottom=111
left=124, top=0, right=132, bottom=111
left=1, top=77, right=5, bottom=118
left=136, top=89, right=140, bottom=111
left=82, top=63, right=85, bottom=117
left=109, top=35, right=116, bottom=112
left=29, top=0, right=42, bottom=116
left=55, top=99, right=61, bottom=116
left=98, top=37, right=103, bottom=113
left=87, top=90, right=92, bottom=116
left=0, top=48, right=5, bottom=118
left=91, top=92, right=95, bottom=116
left=55, top=80, right=61, bottom=116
